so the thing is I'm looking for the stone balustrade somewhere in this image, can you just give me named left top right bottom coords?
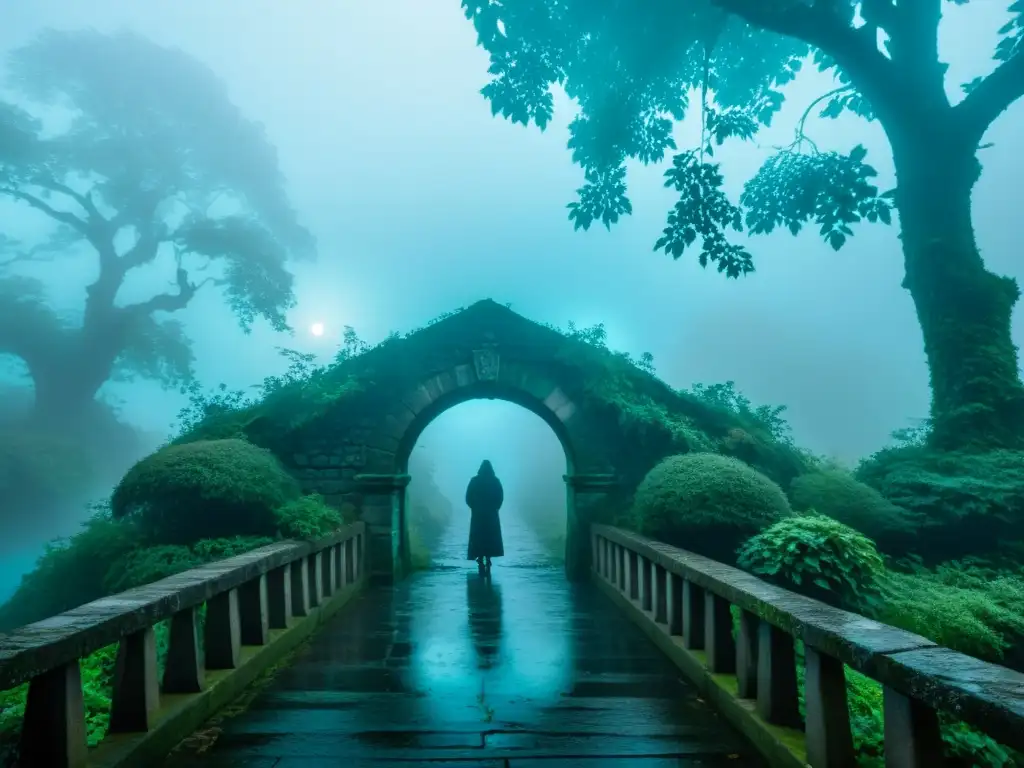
left=591, top=524, right=1024, bottom=768
left=0, top=522, right=366, bottom=768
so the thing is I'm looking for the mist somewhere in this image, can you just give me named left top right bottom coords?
left=1, top=1, right=1021, bottom=600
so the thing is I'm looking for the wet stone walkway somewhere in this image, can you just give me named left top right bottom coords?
left=168, top=511, right=764, bottom=767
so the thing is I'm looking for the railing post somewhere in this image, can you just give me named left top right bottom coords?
left=320, top=546, right=333, bottom=597
left=338, top=541, right=348, bottom=589
left=239, top=574, right=269, bottom=646
left=205, top=588, right=241, bottom=670
left=683, top=579, right=705, bottom=650
left=736, top=610, right=758, bottom=699
left=307, top=552, right=323, bottom=608
left=334, top=543, right=343, bottom=590
left=163, top=606, right=203, bottom=693
left=883, top=687, right=945, bottom=768
left=666, top=571, right=683, bottom=635
left=639, top=556, right=652, bottom=611
left=757, top=621, right=801, bottom=727
left=705, top=592, right=736, bottom=674
left=109, top=627, right=160, bottom=733
left=345, top=537, right=355, bottom=584
left=804, top=647, right=856, bottom=767
left=20, top=661, right=88, bottom=768
left=624, top=550, right=634, bottom=599
left=267, top=563, right=292, bottom=630
left=291, top=556, right=310, bottom=617
left=653, top=564, right=667, bottom=624
left=616, top=545, right=625, bottom=591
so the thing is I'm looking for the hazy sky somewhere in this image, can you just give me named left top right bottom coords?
left=2, top=0, right=1022, bottom=471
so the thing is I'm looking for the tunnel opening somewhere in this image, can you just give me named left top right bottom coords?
left=398, top=393, right=570, bottom=573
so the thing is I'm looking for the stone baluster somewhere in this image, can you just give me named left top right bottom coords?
left=736, top=610, right=758, bottom=699
left=639, top=556, right=651, bottom=611
left=267, top=564, right=292, bottom=630
left=757, top=621, right=801, bottom=727
left=653, top=564, right=666, bottom=624
left=164, top=606, right=204, bottom=694
left=623, top=549, right=634, bottom=599
left=307, top=552, right=323, bottom=608
left=804, top=647, right=856, bottom=767
left=109, top=627, right=160, bottom=733
left=705, top=593, right=736, bottom=674
left=345, top=537, right=355, bottom=584
left=683, top=579, right=705, bottom=651
left=290, top=557, right=310, bottom=618
left=666, top=571, right=683, bottom=636
left=882, top=687, right=945, bottom=768
left=239, top=574, right=269, bottom=646
left=19, top=661, right=88, bottom=768
left=205, top=589, right=241, bottom=670
left=320, top=547, right=334, bottom=598
left=617, top=545, right=626, bottom=591
left=338, top=540, right=348, bottom=589
left=333, top=543, right=343, bottom=590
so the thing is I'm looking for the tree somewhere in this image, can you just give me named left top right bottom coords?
left=462, top=0, right=1024, bottom=451
left=0, top=29, right=314, bottom=427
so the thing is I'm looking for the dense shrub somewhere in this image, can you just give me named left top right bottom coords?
left=789, top=469, right=919, bottom=551
left=737, top=514, right=884, bottom=610
left=111, top=438, right=300, bottom=544
left=631, top=453, right=791, bottom=561
left=273, top=494, right=342, bottom=539
left=876, top=561, right=1024, bottom=664
left=103, top=536, right=275, bottom=593
left=856, top=447, right=1024, bottom=560
left=0, top=507, right=142, bottom=630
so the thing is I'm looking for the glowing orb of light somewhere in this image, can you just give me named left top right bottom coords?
left=310, top=321, right=325, bottom=337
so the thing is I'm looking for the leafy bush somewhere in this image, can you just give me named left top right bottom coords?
left=789, top=469, right=918, bottom=550
left=841, top=668, right=1018, bottom=768
left=856, top=447, right=1024, bottom=560
left=631, top=453, right=791, bottom=561
left=273, top=494, right=342, bottom=539
left=103, top=536, right=274, bottom=593
left=111, top=438, right=300, bottom=544
left=737, top=514, right=884, bottom=610
left=0, top=507, right=142, bottom=630
left=877, top=560, right=1024, bottom=664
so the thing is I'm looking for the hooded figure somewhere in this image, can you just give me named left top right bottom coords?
left=466, top=460, right=504, bottom=570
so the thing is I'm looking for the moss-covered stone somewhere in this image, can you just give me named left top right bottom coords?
left=166, top=301, right=808, bottom=579
left=111, top=438, right=300, bottom=544
left=631, top=453, right=792, bottom=561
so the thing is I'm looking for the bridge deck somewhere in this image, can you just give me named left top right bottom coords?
left=167, top=515, right=763, bottom=767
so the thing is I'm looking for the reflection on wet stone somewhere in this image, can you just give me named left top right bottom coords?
left=167, top=513, right=764, bottom=766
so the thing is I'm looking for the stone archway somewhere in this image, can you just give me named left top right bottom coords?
left=285, top=301, right=622, bottom=584
left=351, top=345, right=618, bottom=584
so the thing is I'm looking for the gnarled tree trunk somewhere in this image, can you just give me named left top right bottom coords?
left=889, top=123, right=1024, bottom=451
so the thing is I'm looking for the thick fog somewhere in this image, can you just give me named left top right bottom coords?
left=1, top=2, right=1021, bottom=596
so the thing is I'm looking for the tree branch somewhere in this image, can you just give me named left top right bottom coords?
left=0, top=187, right=88, bottom=232
left=122, top=266, right=201, bottom=316
left=955, top=51, right=1024, bottom=144
left=709, top=0, right=909, bottom=122
left=31, top=177, right=105, bottom=221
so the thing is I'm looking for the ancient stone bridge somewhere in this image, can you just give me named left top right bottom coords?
left=1, top=301, right=1022, bottom=766
left=1, top=516, right=1023, bottom=767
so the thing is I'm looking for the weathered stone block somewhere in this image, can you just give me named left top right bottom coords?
left=311, top=455, right=330, bottom=468
left=453, top=363, right=475, bottom=388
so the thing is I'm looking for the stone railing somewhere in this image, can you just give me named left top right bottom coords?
left=591, top=524, right=1024, bottom=768
left=0, top=522, right=367, bottom=768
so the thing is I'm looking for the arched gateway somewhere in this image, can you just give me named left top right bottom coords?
left=283, top=300, right=624, bottom=583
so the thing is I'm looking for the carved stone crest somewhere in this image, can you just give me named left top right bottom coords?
left=473, top=346, right=500, bottom=381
